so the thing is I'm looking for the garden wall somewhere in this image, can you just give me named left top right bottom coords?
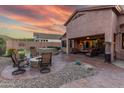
left=6, top=39, right=61, bottom=50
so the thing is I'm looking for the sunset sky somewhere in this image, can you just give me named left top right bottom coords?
left=0, top=5, right=84, bottom=39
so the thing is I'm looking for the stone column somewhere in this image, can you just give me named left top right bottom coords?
left=72, top=40, right=74, bottom=48
left=105, top=33, right=114, bottom=63
left=61, top=40, right=63, bottom=49
left=66, top=38, right=70, bottom=54
left=105, top=42, right=111, bottom=62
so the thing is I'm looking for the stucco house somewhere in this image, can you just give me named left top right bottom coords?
left=62, top=5, right=124, bottom=62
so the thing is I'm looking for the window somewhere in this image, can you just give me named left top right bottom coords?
left=122, top=33, right=124, bottom=49
left=62, top=40, right=66, bottom=47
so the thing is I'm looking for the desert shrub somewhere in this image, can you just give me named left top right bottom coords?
left=18, top=49, right=25, bottom=59
left=17, top=48, right=24, bottom=51
left=5, top=48, right=16, bottom=57
left=19, top=52, right=25, bottom=59
left=5, top=48, right=26, bottom=58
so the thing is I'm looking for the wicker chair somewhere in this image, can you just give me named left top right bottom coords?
left=11, top=50, right=26, bottom=75
left=38, top=52, right=52, bottom=73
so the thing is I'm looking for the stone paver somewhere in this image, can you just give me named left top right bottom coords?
left=113, top=60, right=124, bottom=69
left=60, top=54, right=124, bottom=88
left=0, top=55, right=66, bottom=80
left=0, top=55, right=95, bottom=88
left=1, top=54, right=124, bottom=88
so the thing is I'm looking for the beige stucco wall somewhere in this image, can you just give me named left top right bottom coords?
left=119, top=15, right=124, bottom=25
left=67, top=9, right=116, bottom=42
left=115, top=15, right=124, bottom=60
left=115, top=33, right=124, bottom=60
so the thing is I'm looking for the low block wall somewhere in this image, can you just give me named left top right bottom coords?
left=6, top=40, right=61, bottom=50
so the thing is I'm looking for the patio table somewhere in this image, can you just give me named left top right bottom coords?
left=30, top=56, right=42, bottom=68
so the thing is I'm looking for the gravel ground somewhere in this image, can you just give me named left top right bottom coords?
left=0, top=61, right=96, bottom=88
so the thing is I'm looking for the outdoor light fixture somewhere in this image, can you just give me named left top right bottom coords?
left=86, top=37, right=90, bottom=39
left=115, top=5, right=122, bottom=12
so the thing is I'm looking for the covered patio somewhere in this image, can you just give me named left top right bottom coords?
left=68, top=34, right=105, bottom=57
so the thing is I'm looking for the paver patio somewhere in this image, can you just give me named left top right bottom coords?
left=0, top=54, right=124, bottom=88
left=0, top=54, right=95, bottom=88
left=60, top=54, right=124, bottom=88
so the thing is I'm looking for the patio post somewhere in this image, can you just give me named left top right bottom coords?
left=66, top=38, right=70, bottom=54
left=72, top=40, right=74, bottom=48
left=105, top=33, right=114, bottom=63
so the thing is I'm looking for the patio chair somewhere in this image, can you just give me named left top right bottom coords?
left=11, top=52, right=18, bottom=67
left=30, top=47, right=38, bottom=58
left=38, top=52, right=52, bottom=73
left=11, top=50, right=26, bottom=75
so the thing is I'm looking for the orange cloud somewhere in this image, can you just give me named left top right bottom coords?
left=0, top=22, right=65, bottom=35
left=0, top=5, right=74, bottom=36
